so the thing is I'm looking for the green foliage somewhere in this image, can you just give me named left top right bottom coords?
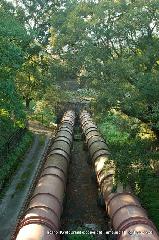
left=1, top=0, right=159, bottom=136
left=98, top=111, right=157, bottom=186
left=99, top=111, right=159, bottom=227
left=50, top=0, right=159, bottom=137
left=28, top=99, right=56, bottom=127
left=0, top=131, right=33, bottom=194
left=138, top=173, right=159, bottom=230
left=15, top=31, right=54, bottom=109
left=0, top=3, right=29, bottom=146
left=0, top=6, right=29, bottom=79
left=99, top=113, right=130, bottom=145
left=15, top=165, right=33, bottom=192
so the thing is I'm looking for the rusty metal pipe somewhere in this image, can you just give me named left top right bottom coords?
left=44, top=155, right=68, bottom=177
left=84, top=127, right=98, bottom=136
left=50, top=140, right=71, bottom=158
left=57, top=127, right=73, bottom=135
left=14, top=110, right=75, bottom=240
left=87, top=136, right=106, bottom=149
left=58, top=123, right=74, bottom=132
left=85, top=130, right=101, bottom=144
left=83, top=123, right=97, bottom=131
left=80, top=110, right=159, bottom=240
left=54, top=136, right=72, bottom=148
left=89, top=141, right=109, bottom=159
left=48, top=149, right=70, bottom=165
left=56, top=131, right=73, bottom=143
left=106, top=192, right=159, bottom=240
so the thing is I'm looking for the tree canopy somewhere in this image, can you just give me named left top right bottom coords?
left=1, top=0, right=159, bottom=144
left=0, top=2, right=29, bottom=145
left=50, top=0, right=159, bottom=137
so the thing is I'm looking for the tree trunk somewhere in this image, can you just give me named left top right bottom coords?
left=25, top=98, right=31, bottom=109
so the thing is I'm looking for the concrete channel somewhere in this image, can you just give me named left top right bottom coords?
left=0, top=133, right=52, bottom=240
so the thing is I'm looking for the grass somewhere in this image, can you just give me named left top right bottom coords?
left=12, top=134, right=46, bottom=195
left=0, top=131, right=34, bottom=199
left=39, top=134, right=46, bottom=146
left=98, top=110, right=159, bottom=229
left=138, top=174, right=159, bottom=229
left=15, top=165, right=34, bottom=192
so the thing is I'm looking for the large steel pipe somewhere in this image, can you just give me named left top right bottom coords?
left=85, top=130, right=101, bottom=144
left=44, top=154, right=68, bottom=177
left=14, top=110, right=75, bottom=240
left=50, top=140, right=71, bottom=158
left=54, top=136, right=72, bottom=148
left=61, top=116, right=75, bottom=126
left=48, top=149, right=70, bottom=166
left=89, top=141, right=109, bottom=159
left=58, top=123, right=73, bottom=132
left=106, top=193, right=159, bottom=240
left=56, top=130, right=73, bottom=144
left=87, top=135, right=107, bottom=149
left=95, top=157, right=115, bottom=198
left=80, top=110, right=159, bottom=240
left=58, top=127, right=73, bottom=135
left=80, top=110, right=114, bottom=193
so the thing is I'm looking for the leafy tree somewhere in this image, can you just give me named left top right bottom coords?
left=0, top=3, right=29, bottom=144
left=13, top=0, right=68, bottom=109
left=15, top=43, right=51, bottom=109
left=1, top=0, right=159, bottom=139
left=93, top=0, right=159, bottom=137
left=50, top=1, right=94, bottom=86
left=50, top=0, right=159, bottom=138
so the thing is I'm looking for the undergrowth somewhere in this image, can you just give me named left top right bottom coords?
left=27, top=100, right=56, bottom=127
left=98, top=110, right=159, bottom=229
